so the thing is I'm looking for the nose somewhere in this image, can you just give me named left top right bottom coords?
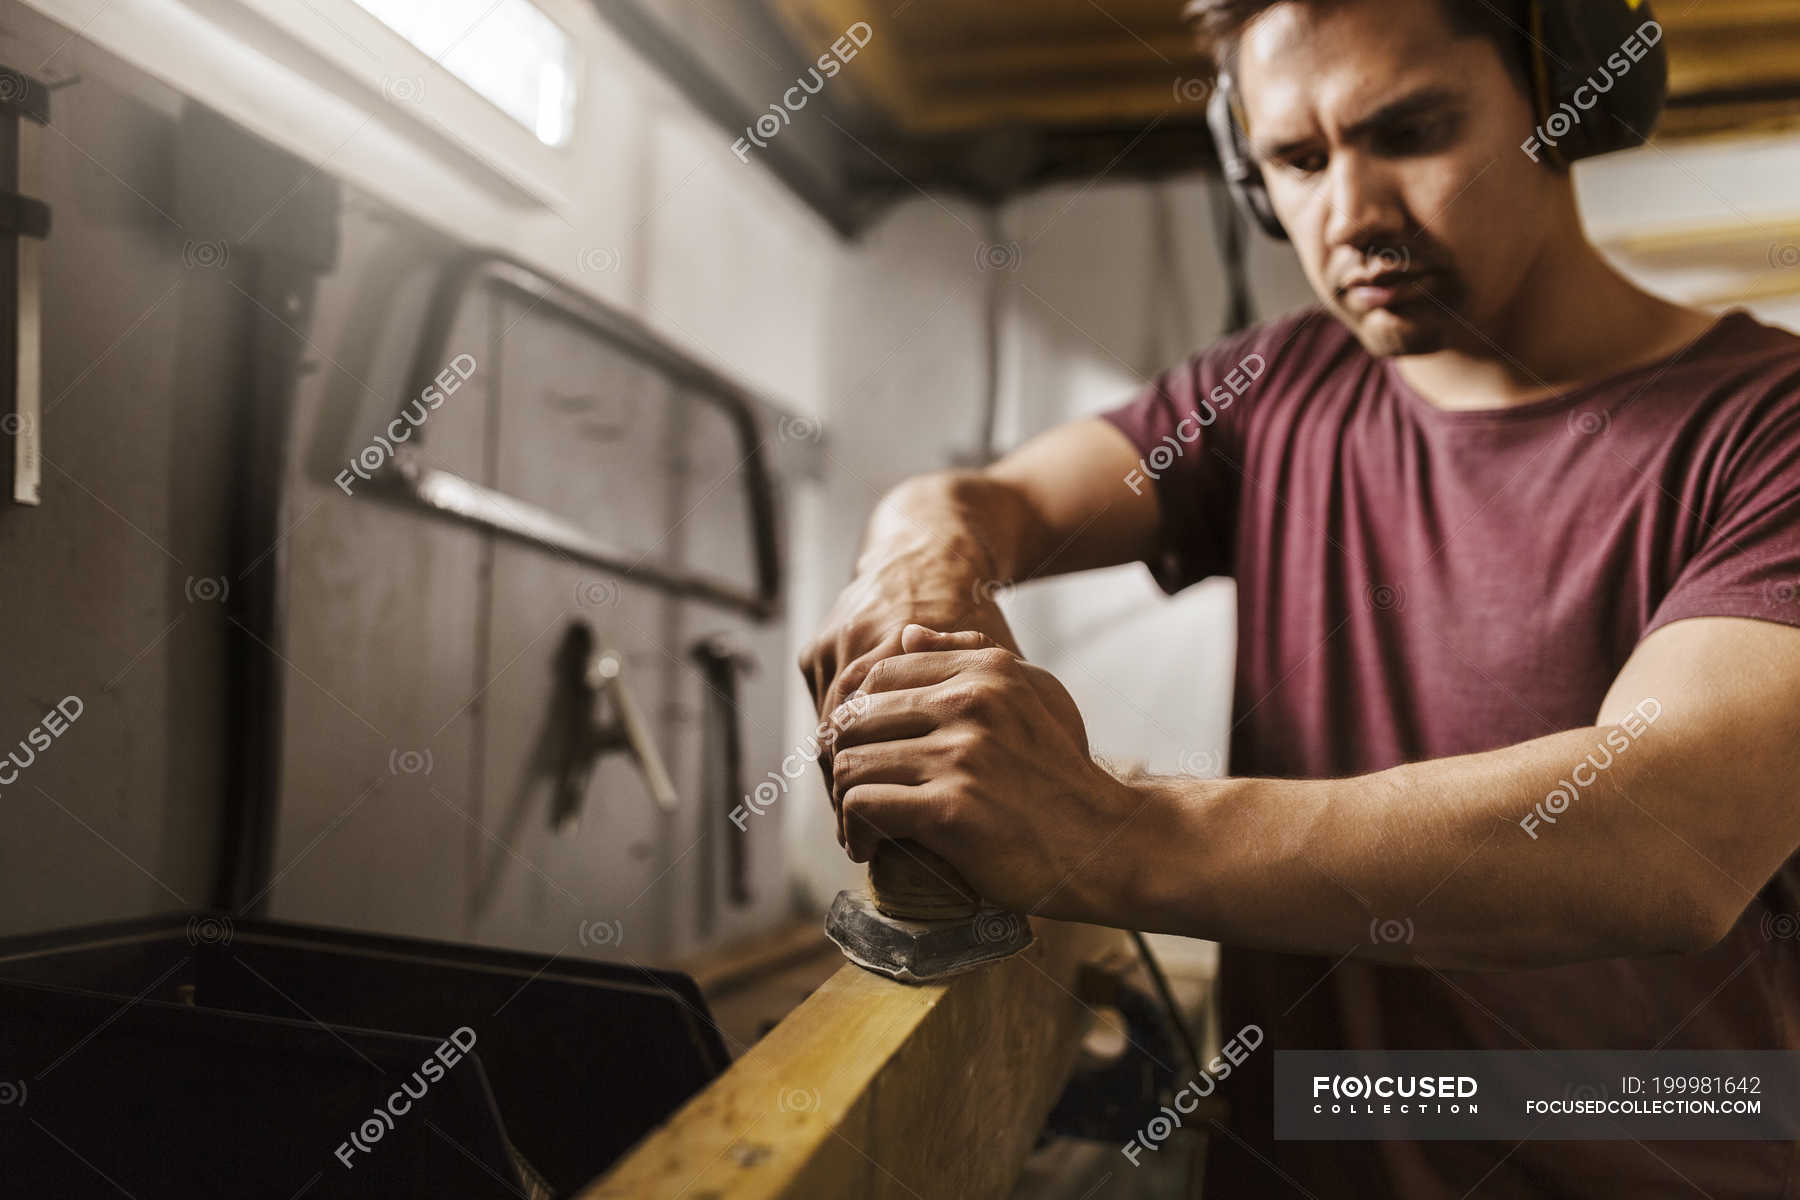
left=1320, top=150, right=1407, bottom=259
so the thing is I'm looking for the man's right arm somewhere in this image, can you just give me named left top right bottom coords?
left=798, top=415, right=1160, bottom=726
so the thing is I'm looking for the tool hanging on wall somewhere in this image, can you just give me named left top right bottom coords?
left=689, top=634, right=758, bottom=939
left=553, top=620, right=680, bottom=830
left=0, top=67, right=50, bottom=506
left=369, top=255, right=785, bottom=623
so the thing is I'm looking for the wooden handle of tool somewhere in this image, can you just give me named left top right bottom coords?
left=868, top=839, right=979, bottom=920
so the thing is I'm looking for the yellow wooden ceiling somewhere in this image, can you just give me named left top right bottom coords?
left=1658, top=0, right=1800, bottom=137
left=760, top=0, right=1800, bottom=140
left=762, top=0, right=1211, bottom=134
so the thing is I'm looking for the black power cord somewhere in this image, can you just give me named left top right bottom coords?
left=1130, top=928, right=1204, bottom=1077
left=1205, top=172, right=1258, bottom=335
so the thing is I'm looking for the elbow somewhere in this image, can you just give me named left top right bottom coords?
left=1647, top=913, right=1732, bottom=958
left=1674, top=895, right=1742, bottom=956
left=1636, top=875, right=1742, bottom=957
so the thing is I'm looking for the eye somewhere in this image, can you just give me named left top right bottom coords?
left=1377, top=112, right=1458, bottom=156
left=1281, top=149, right=1329, bottom=177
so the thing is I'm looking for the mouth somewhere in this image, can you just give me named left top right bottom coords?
left=1338, top=270, right=1438, bottom=314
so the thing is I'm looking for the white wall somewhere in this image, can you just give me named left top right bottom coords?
left=782, top=178, right=1320, bottom=907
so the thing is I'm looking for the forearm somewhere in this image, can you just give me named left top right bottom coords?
left=862, top=416, right=1160, bottom=588
left=1124, top=717, right=1725, bottom=970
left=858, top=470, right=1046, bottom=584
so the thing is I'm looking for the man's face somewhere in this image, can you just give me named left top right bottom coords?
left=1235, top=0, right=1557, bottom=356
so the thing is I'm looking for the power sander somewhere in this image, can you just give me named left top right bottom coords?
left=824, top=837, right=1034, bottom=984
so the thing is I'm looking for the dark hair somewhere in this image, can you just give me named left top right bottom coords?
left=1182, top=0, right=1532, bottom=82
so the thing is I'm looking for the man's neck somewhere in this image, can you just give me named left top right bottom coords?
left=1389, top=240, right=1718, bottom=413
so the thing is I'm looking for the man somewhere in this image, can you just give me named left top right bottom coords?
left=798, top=0, right=1800, bottom=1194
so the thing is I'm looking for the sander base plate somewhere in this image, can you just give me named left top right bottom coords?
left=823, top=889, right=1035, bottom=984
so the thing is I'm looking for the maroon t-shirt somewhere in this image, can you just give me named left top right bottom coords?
left=1099, top=306, right=1800, bottom=1198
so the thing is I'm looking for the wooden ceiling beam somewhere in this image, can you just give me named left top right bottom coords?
left=742, top=0, right=1800, bottom=189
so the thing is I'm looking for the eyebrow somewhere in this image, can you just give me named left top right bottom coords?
left=1250, top=85, right=1466, bottom=162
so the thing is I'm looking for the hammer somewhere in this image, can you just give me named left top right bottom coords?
left=825, top=837, right=1034, bottom=984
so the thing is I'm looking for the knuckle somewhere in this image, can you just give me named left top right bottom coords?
left=973, top=651, right=1018, bottom=687
left=943, top=678, right=991, bottom=715
left=832, top=746, right=863, bottom=778
left=945, top=729, right=982, bottom=767
left=931, top=789, right=966, bottom=837
left=830, top=699, right=870, bottom=734
left=840, top=785, right=874, bottom=823
left=845, top=648, right=879, bottom=682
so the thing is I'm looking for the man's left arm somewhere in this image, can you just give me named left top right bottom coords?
left=830, top=618, right=1800, bottom=971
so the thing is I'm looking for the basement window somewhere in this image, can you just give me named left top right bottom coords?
left=348, top=0, right=577, bottom=146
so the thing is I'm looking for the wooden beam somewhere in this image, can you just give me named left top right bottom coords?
left=1685, top=273, right=1800, bottom=308
left=1658, top=103, right=1800, bottom=143
left=1599, top=218, right=1800, bottom=264
left=579, top=919, right=1127, bottom=1200
left=1656, top=0, right=1800, bottom=143
left=758, top=0, right=1800, bottom=140
left=762, top=0, right=927, bottom=128
left=762, top=0, right=1210, bottom=134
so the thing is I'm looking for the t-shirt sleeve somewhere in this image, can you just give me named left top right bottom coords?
left=1095, top=325, right=1269, bottom=594
left=1646, top=386, right=1800, bottom=635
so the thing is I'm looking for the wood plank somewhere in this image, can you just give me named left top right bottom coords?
left=1600, top=218, right=1800, bottom=264
left=763, top=0, right=1210, bottom=134
left=579, top=919, right=1127, bottom=1200
left=1658, top=0, right=1800, bottom=36
left=1659, top=103, right=1800, bottom=142
left=762, top=0, right=929, bottom=128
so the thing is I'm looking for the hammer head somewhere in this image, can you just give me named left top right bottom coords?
left=824, top=889, right=1035, bottom=984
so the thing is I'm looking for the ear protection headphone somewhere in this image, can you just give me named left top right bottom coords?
left=1198, top=0, right=1669, bottom=240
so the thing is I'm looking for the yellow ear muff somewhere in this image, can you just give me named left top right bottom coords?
left=1527, top=0, right=1570, bottom=169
